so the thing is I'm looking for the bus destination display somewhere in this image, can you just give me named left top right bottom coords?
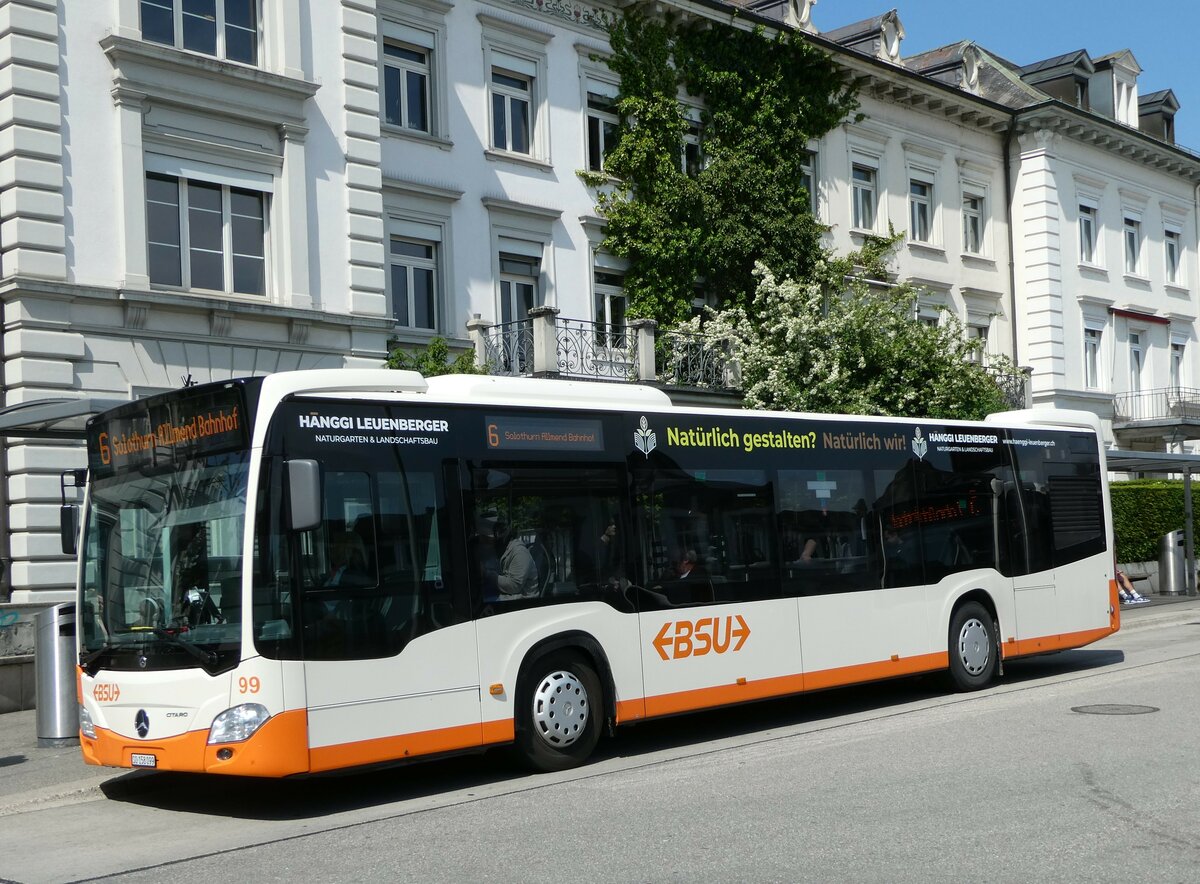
left=485, top=415, right=604, bottom=452
left=88, top=386, right=247, bottom=476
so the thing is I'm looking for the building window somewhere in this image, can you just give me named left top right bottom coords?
left=681, top=117, right=703, bottom=177
left=799, top=150, right=817, bottom=214
left=1124, top=216, right=1142, bottom=275
left=1129, top=331, right=1144, bottom=392
left=389, top=237, right=437, bottom=329
left=962, top=193, right=983, bottom=254
left=1079, top=204, right=1098, bottom=264
left=852, top=164, right=876, bottom=230
left=909, top=179, right=932, bottom=243
left=916, top=305, right=940, bottom=329
left=140, top=0, right=258, bottom=65
left=1084, top=326, right=1102, bottom=389
left=383, top=42, right=430, bottom=132
left=1171, top=340, right=1186, bottom=388
left=1166, top=229, right=1182, bottom=284
left=967, top=322, right=989, bottom=363
left=1075, top=79, right=1089, bottom=110
left=499, top=254, right=539, bottom=324
left=594, top=269, right=626, bottom=347
left=586, top=88, right=618, bottom=173
left=490, top=68, right=532, bottom=155
left=146, top=173, right=266, bottom=295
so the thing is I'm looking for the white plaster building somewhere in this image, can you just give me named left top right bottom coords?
left=903, top=41, right=1200, bottom=449
left=0, top=0, right=1197, bottom=615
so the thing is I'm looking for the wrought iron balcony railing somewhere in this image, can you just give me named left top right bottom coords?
left=988, top=367, right=1031, bottom=412
left=555, top=318, right=639, bottom=381
left=480, top=319, right=533, bottom=377
left=1114, top=387, right=1200, bottom=423
left=658, top=330, right=738, bottom=390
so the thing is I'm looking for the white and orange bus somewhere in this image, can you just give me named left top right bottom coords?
left=68, top=369, right=1118, bottom=776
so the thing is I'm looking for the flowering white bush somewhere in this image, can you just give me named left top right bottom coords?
left=692, top=261, right=1017, bottom=420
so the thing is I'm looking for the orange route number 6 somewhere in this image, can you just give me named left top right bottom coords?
left=238, top=676, right=261, bottom=694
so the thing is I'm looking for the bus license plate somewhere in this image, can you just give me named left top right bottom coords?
left=130, top=753, right=157, bottom=768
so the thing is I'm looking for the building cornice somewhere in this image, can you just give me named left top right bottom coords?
left=1015, top=100, right=1200, bottom=184
left=0, top=277, right=396, bottom=334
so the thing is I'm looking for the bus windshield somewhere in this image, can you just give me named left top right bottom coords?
left=79, top=451, right=248, bottom=673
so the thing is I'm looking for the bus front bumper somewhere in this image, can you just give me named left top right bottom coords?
left=80, top=708, right=310, bottom=777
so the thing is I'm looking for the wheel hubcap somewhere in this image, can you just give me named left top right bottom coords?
left=531, top=669, right=589, bottom=748
left=958, top=617, right=990, bottom=675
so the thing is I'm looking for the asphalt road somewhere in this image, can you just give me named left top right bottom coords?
left=3, top=602, right=1200, bottom=883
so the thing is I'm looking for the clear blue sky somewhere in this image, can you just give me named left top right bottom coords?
left=813, top=1, right=1200, bottom=151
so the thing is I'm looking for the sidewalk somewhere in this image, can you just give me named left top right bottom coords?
left=1116, top=587, right=1200, bottom=630
left=3, top=593, right=1199, bottom=815
left=0, top=708, right=136, bottom=815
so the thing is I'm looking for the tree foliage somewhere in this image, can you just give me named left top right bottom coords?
left=694, top=243, right=1017, bottom=420
left=589, top=11, right=860, bottom=328
left=386, top=337, right=483, bottom=376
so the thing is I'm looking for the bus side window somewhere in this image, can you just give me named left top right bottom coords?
left=465, top=464, right=631, bottom=614
left=637, top=467, right=778, bottom=608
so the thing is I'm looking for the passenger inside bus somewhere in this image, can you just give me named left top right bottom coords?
left=476, top=516, right=539, bottom=600
left=324, top=531, right=372, bottom=587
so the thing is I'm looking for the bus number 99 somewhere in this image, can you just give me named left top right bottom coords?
left=238, top=676, right=261, bottom=694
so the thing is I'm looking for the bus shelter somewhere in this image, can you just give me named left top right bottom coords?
left=1106, top=449, right=1200, bottom=596
left=0, top=397, right=127, bottom=600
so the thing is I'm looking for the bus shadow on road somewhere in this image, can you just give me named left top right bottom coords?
left=97, top=648, right=1126, bottom=820
left=98, top=748, right=527, bottom=820
left=1000, top=648, right=1124, bottom=684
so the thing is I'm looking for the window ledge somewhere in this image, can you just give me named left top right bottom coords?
left=848, top=227, right=883, bottom=239
left=1165, top=282, right=1191, bottom=296
left=381, top=124, right=453, bottom=151
left=148, top=284, right=272, bottom=306
left=101, top=34, right=319, bottom=125
left=485, top=148, right=553, bottom=171
left=1078, top=262, right=1108, bottom=279
left=581, top=170, right=622, bottom=187
left=961, top=252, right=995, bottom=267
left=907, top=241, right=945, bottom=257
left=125, top=287, right=396, bottom=329
left=1123, top=272, right=1152, bottom=287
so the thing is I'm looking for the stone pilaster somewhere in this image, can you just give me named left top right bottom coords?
left=1016, top=129, right=1066, bottom=397
left=0, top=0, right=66, bottom=281
left=342, top=0, right=386, bottom=318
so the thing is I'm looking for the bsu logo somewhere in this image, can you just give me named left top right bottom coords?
left=653, top=615, right=750, bottom=660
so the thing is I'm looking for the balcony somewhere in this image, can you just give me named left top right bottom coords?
left=466, top=309, right=741, bottom=401
left=1113, top=387, right=1200, bottom=445
left=463, top=309, right=1028, bottom=411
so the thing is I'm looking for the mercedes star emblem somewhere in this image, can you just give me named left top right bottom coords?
left=134, top=709, right=150, bottom=738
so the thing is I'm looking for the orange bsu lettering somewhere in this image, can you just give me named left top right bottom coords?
left=653, top=615, right=750, bottom=660
left=93, top=683, right=121, bottom=702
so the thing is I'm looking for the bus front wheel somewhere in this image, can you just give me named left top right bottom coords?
left=516, top=652, right=603, bottom=772
left=947, top=601, right=997, bottom=691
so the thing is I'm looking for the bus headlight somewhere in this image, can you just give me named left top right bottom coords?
left=208, top=703, right=270, bottom=745
left=80, top=706, right=96, bottom=740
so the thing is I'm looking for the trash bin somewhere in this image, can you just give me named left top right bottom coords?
left=34, top=602, right=78, bottom=746
left=1158, top=530, right=1186, bottom=597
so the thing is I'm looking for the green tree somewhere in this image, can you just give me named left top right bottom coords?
left=588, top=11, right=859, bottom=328
left=692, top=247, right=1017, bottom=420
left=386, top=337, right=483, bottom=376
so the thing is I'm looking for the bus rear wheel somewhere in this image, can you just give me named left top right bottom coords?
left=515, top=652, right=603, bottom=772
left=947, top=601, right=998, bottom=691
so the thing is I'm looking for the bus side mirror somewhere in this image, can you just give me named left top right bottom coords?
left=286, top=459, right=322, bottom=533
left=60, top=504, right=80, bottom=556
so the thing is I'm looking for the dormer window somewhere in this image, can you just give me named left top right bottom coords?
left=1114, top=77, right=1138, bottom=126
left=1075, top=78, right=1089, bottom=110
